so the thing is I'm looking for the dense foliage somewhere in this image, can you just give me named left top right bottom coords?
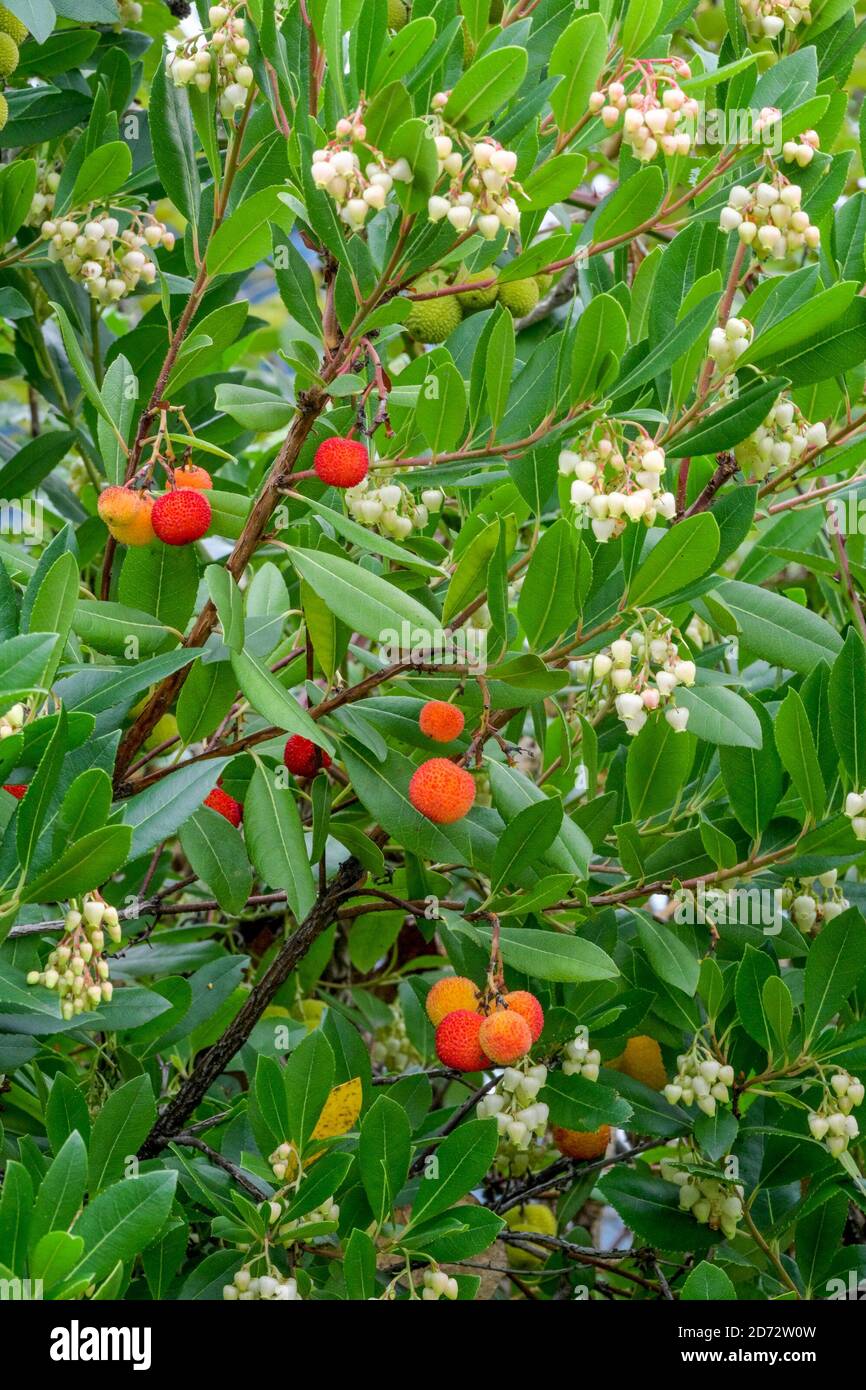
left=1, top=0, right=866, bottom=1306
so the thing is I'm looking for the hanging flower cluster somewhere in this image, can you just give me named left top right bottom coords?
left=169, top=6, right=253, bottom=120
left=41, top=209, right=174, bottom=302
left=739, top=0, right=811, bottom=39
left=589, top=58, right=698, bottom=161
left=719, top=178, right=820, bottom=260
left=734, top=395, right=827, bottom=479
left=25, top=161, right=61, bottom=227
left=427, top=129, right=522, bottom=239
left=591, top=620, right=696, bottom=736
left=26, top=892, right=121, bottom=1019
left=808, top=1070, right=864, bottom=1157
left=661, top=1155, right=746, bottom=1240
left=559, top=428, right=675, bottom=543
left=345, top=477, right=442, bottom=540
left=663, top=1043, right=735, bottom=1118
left=309, top=106, right=413, bottom=230
left=782, top=128, right=820, bottom=167
left=708, top=316, right=752, bottom=373
left=222, top=1266, right=302, bottom=1300
left=784, top=870, right=849, bottom=934
left=561, top=1028, right=601, bottom=1080
left=0, top=701, right=25, bottom=739
left=845, top=790, right=866, bottom=840
left=370, top=1004, right=423, bottom=1072
left=477, top=1060, right=552, bottom=1177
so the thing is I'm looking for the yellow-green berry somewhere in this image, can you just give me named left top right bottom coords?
left=498, top=277, right=540, bottom=317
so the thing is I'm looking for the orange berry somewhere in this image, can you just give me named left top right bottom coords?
left=613, top=1035, right=667, bottom=1091
left=175, top=464, right=212, bottom=490
left=419, top=700, right=465, bottom=743
left=152, top=488, right=211, bottom=545
left=408, top=758, right=475, bottom=824
left=479, top=1008, right=532, bottom=1064
left=314, top=436, right=369, bottom=488
left=97, top=486, right=155, bottom=546
left=552, top=1124, right=610, bottom=1160
left=435, top=1010, right=488, bottom=1071
left=502, top=990, right=544, bottom=1042
left=426, top=976, right=480, bottom=1026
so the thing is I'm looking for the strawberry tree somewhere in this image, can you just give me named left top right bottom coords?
left=0, top=0, right=865, bottom=1309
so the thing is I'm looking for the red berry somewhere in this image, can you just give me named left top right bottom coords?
left=419, top=700, right=465, bottom=743
left=2, top=784, right=26, bottom=800
left=435, top=1010, right=488, bottom=1072
left=408, top=758, right=475, bottom=824
left=283, top=734, right=332, bottom=779
left=203, top=787, right=243, bottom=826
left=479, top=1009, right=533, bottom=1065
left=314, top=437, right=369, bottom=488
left=502, top=991, right=544, bottom=1042
left=152, top=488, right=212, bottom=545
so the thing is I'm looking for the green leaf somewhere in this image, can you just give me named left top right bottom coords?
left=595, top=166, right=664, bottom=244
left=444, top=47, right=528, bottom=128
left=627, top=715, right=694, bottom=820
left=599, top=1168, right=716, bottom=1253
left=718, top=699, right=783, bottom=838
left=549, top=12, right=608, bottom=131
left=409, top=1119, right=498, bottom=1227
left=762, top=974, right=794, bottom=1054
left=632, top=910, right=699, bottom=995
left=774, top=687, right=825, bottom=821
left=88, top=1076, right=156, bottom=1193
left=22, top=825, right=132, bottom=904
left=207, top=186, right=292, bottom=276
left=358, top=1094, right=412, bottom=1226
left=804, top=906, right=866, bottom=1042
left=675, top=684, right=763, bottom=750
left=244, top=762, right=316, bottom=921
left=68, top=1172, right=177, bottom=1285
left=629, top=514, right=720, bottom=606
left=206, top=564, right=244, bottom=652
left=665, top=376, right=789, bottom=457
left=119, top=544, right=198, bottom=637
left=490, top=796, right=563, bottom=893
left=716, top=580, right=843, bottom=674
left=287, top=545, right=437, bottom=649
left=70, top=141, right=131, bottom=206
left=149, top=57, right=200, bottom=226
left=735, top=945, right=776, bottom=1049
left=541, top=1071, right=633, bottom=1131
left=518, top=518, right=576, bottom=648
left=284, top=1030, right=335, bottom=1151
left=415, top=360, right=467, bottom=453
left=180, top=807, right=252, bottom=916
left=680, top=1261, right=737, bottom=1299
left=29, top=1132, right=88, bottom=1254
left=571, top=293, right=628, bottom=400
left=829, top=631, right=866, bottom=786
left=466, top=922, right=619, bottom=984
left=233, top=650, right=328, bottom=757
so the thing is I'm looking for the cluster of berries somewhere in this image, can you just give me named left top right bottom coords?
left=661, top=1156, right=745, bottom=1239
left=404, top=270, right=546, bottom=343
left=561, top=1029, right=601, bottom=1081
left=311, top=113, right=412, bottom=231
left=589, top=60, right=698, bottom=162
left=559, top=431, right=675, bottom=543
left=25, top=162, right=61, bottom=227
left=26, top=893, right=121, bottom=1019
left=477, top=1060, right=552, bottom=1176
left=845, top=790, right=866, bottom=840
left=592, top=622, right=696, bottom=737
left=421, top=1269, right=459, bottom=1301
left=739, top=0, right=810, bottom=38
left=98, top=477, right=212, bottom=548
left=344, top=477, right=442, bottom=540
left=169, top=6, right=253, bottom=120
left=370, top=1004, right=422, bottom=1073
left=427, top=135, right=521, bottom=240
left=808, top=1071, right=864, bottom=1157
left=222, top=1267, right=302, bottom=1300
left=719, top=179, right=820, bottom=260
left=784, top=870, right=848, bottom=934
left=0, top=6, right=25, bottom=130
left=663, top=1047, right=734, bottom=1117
left=427, top=975, right=544, bottom=1071
left=0, top=701, right=25, bottom=740
left=41, top=209, right=174, bottom=303
left=734, top=394, right=828, bottom=480
left=708, top=316, right=752, bottom=373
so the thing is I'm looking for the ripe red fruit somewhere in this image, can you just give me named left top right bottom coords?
left=426, top=976, right=480, bottom=1026
left=435, top=1010, right=489, bottom=1071
left=419, top=700, right=465, bottom=743
left=408, top=758, right=476, bottom=824
left=479, top=1009, right=533, bottom=1065
left=283, top=734, right=332, bottom=779
left=314, top=436, right=369, bottom=488
left=502, top=990, right=544, bottom=1043
left=2, top=784, right=26, bottom=800
left=152, top=488, right=212, bottom=545
left=204, top=787, right=243, bottom=826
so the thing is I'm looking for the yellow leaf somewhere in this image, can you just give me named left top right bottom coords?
left=311, top=1077, right=362, bottom=1140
